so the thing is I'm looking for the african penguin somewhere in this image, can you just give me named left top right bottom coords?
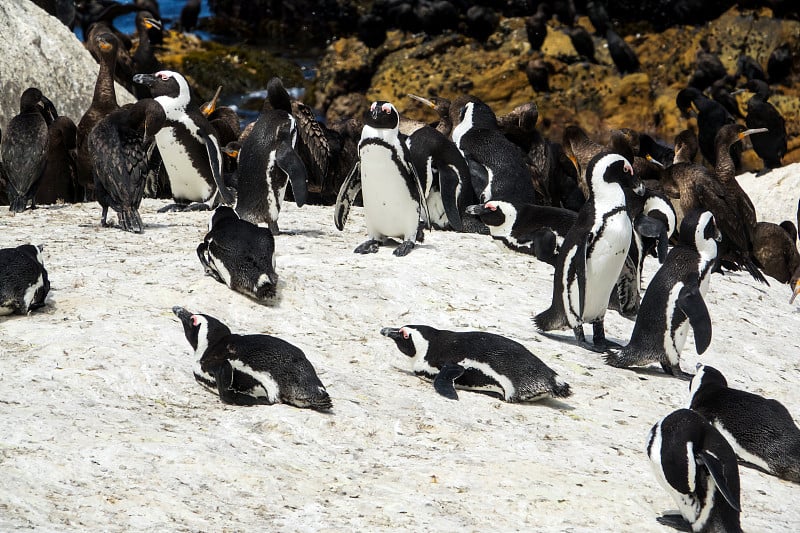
left=334, top=101, right=429, bottom=256
left=688, top=364, right=800, bottom=483
left=380, top=325, right=571, bottom=402
left=132, top=71, right=234, bottom=211
left=534, top=152, right=643, bottom=351
left=450, top=97, right=537, bottom=204
left=172, top=306, right=331, bottom=410
left=465, top=200, right=576, bottom=265
left=0, top=244, right=50, bottom=316
left=605, top=210, right=720, bottom=379
left=647, top=408, right=741, bottom=533
left=197, top=206, right=279, bottom=301
left=233, top=80, right=308, bottom=233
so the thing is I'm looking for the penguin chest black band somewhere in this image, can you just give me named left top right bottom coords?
left=359, top=136, right=423, bottom=241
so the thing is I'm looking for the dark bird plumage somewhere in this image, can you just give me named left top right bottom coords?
left=89, top=99, right=166, bottom=232
left=524, top=4, right=549, bottom=52
left=36, top=116, right=78, bottom=205
left=0, top=244, right=50, bottom=316
left=688, top=41, right=728, bottom=91
left=564, top=24, right=597, bottom=63
left=744, top=79, right=787, bottom=172
left=605, top=28, right=639, bottom=75
left=179, top=0, right=201, bottom=32
left=767, top=43, right=793, bottom=85
left=1, top=88, right=51, bottom=212
left=676, top=87, right=737, bottom=168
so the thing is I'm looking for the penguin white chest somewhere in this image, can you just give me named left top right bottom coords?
left=359, top=143, right=420, bottom=240
left=583, top=212, right=632, bottom=320
left=156, top=127, right=212, bottom=202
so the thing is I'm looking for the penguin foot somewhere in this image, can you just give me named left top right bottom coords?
left=393, top=240, right=416, bottom=257
left=661, top=362, right=695, bottom=381
left=354, top=239, right=380, bottom=254
left=183, top=202, right=211, bottom=212
left=157, top=203, right=189, bottom=213
left=655, top=513, right=693, bottom=532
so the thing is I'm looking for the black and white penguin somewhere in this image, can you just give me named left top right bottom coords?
left=197, top=206, right=279, bottom=301
left=534, top=152, right=643, bottom=351
left=1, top=88, right=51, bottom=212
left=465, top=200, right=576, bottom=265
left=605, top=210, right=720, bottom=378
left=688, top=364, right=800, bottom=483
left=646, top=408, right=741, bottom=533
left=380, top=325, right=571, bottom=402
left=450, top=96, right=537, bottom=205
left=233, top=79, right=307, bottom=233
left=132, top=70, right=234, bottom=211
left=172, top=306, right=331, bottom=410
left=0, top=244, right=50, bottom=316
left=334, top=101, right=429, bottom=257
left=89, top=99, right=166, bottom=233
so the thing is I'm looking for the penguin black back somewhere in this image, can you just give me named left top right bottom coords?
left=0, top=244, right=50, bottom=315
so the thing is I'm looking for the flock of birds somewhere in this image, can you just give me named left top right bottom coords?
left=1, top=2, right=800, bottom=532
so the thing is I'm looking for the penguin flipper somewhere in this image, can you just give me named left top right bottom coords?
left=277, top=145, right=309, bottom=207
left=202, top=132, right=235, bottom=206
left=436, top=163, right=463, bottom=231
left=407, top=154, right=431, bottom=230
left=466, top=158, right=490, bottom=201
left=677, top=284, right=712, bottom=354
left=655, top=514, right=693, bottom=532
left=697, top=450, right=740, bottom=512
left=634, top=213, right=669, bottom=262
left=334, top=161, right=361, bottom=231
left=214, top=363, right=262, bottom=406
left=433, top=363, right=465, bottom=400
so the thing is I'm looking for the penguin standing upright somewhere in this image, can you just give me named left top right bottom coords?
left=334, top=101, right=429, bottom=257
left=450, top=96, right=537, bottom=204
left=605, top=210, right=720, bottom=378
left=172, top=306, right=331, bottom=410
left=688, top=364, right=800, bottom=483
left=534, top=152, right=643, bottom=351
left=380, top=325, right=571, bottom=402
left=0, top=244, right=50, bottom=316
left=233, top=78, right=308, bottom=233
left=197, top=206, right=280, bottom=301
left=132, top=71, right=234, bottom=211
left=647, top=408, right=741, bottom=533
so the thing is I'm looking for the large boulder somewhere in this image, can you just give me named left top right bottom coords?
left=0, top=0, right=134, bottom=129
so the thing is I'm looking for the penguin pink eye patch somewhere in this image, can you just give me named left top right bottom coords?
left=381, top=103, right=392, bottom=114
left=400, top=328, right=410, bottom=339
left=158, top=72, right=170, bottom=81
left=485, top=202, right=497, bottom=211
left=191, top=315, right=201, bottom=326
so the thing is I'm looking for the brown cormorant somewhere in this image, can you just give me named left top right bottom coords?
left=36, top=116, right=78, bottom=205
left=744, top=79, right=787, bottom=173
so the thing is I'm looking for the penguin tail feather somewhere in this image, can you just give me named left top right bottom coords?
left=533, top=306, right=568, bottom=332
left=551, top=376, right=572, bottom=398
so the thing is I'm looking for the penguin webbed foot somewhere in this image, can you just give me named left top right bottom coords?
left=157, top=203, right=189, bottom=213
left=660, top=361, right=694, bottom=381
left=588, top=320, right=623, bottom=352
left=393, top=240, right=416, bottom=257
left=354, top=239, right=381, bottom=254
left=183, top=202, right=211, bottom=212
left=656, top=513, right=693, bottom=532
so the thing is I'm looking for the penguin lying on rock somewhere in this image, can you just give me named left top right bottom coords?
left=380, top=325, right=571, bottom=402
left=197, top=206, right=279, bottom=301
left=647, top=408, right=741, bottom=533
left=688, top=364, right=800, bottom=483
left=0, top=244, right=50, bottom=316
left=172, top=306, right=331, bottom=410
left=605, top=210, right=720, bottom=379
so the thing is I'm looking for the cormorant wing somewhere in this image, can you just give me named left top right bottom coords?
left=433, top=363, right=465, bottom=400
left=696, top=450, right=740, bottom=512
left=694, top=177, right=749, bottom=253
left=677, top=282, right=712, bottom=354
left=276, top=144, right=308, bottom=207
left=334, top=161, right=361, bottom=230
left=292, top=101, right=330, bottom=190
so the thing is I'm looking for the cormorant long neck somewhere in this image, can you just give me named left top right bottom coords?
left=95, top=49, right=118, bottom=114
left=714, top=138, right=737, bottom=184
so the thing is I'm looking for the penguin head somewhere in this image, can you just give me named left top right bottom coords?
left=172, top=306, right=232, bottom=357
left=464, top=201, right=510, bottom=227
left=364, top=101, right=400, bottom=130
left=133, top=71, right=190, bottom=109
left=586, top=152, right=641, bottom=195
left=688, top=364, right=728, bottom=407
left=16, top=244, right=45, bottom=266
left=209, top=205, right=239, bottom=231
left=381, top=325, right=436, bottom=357
left=680, top=210, right=721, bottom=253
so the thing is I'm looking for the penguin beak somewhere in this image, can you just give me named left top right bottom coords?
left=380, top=327, right=402, bottom=339
left=144, top=18, right=162, bottom=30
left=172, top=306, right=193, bottom=324
left=464, top=204, right=490, bottom=216
left=133, top=73, right=157, bottom=87
left=739, top=128, right=768, bottom=139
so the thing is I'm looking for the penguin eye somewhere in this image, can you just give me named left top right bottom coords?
left=381, top=103, right=392, bottom=114
left=400, top=328, right=410, bottom=340
left=191, top=315, right=200, bottom=326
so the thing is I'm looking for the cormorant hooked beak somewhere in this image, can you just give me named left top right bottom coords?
left=645, top=154, right=665, bottom=168
left=740, top=128, right=769, bottom=139
left=144, top=18, right=162, bottom=30
left=407, top=93, right=436, bottom=109
left=200, top=86, right=223, bottom=117
left=790, top=278, right=800, bottom=305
